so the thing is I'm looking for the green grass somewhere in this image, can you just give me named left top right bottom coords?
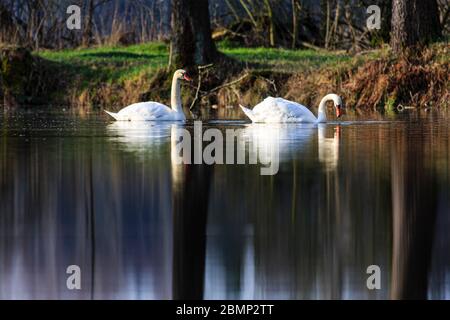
left=36, top=42, right=356, bottom=88
left=220, top=46, right=352, bottom=72
left=36, top=42, right=168, bottom=88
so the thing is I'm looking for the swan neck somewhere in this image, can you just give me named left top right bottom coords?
left=317, top=93, right=339, bottom=122
left=317, top=97, right=328, bottom=123
left=171, top=75, right=182, bottom=112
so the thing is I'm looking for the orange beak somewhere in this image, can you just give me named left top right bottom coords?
left=183, top=73, right=192, bottom=81
left=336, top=105, right=342, bottom=118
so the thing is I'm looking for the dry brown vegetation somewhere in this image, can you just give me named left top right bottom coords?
left=282, top=43, right=449, bottom=114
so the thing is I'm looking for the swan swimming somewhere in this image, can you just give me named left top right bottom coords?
left=104, top=69, right=191, bottom=121
left=240, top=93, right=343, bottom=123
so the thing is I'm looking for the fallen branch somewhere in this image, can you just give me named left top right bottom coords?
left=299, top=41, right=322, bottom=51
left=203, top=73, right=249, bottom=96
left=189, top=64, right=214, bottom=110
left=190, top=68, right=250, bottom=110
left=256, top=75, right=277, bottom=92
left=198, top=63, right=214, bottom=70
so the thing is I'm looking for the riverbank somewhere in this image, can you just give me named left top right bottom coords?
left=0, top=42, right=448, bottom=116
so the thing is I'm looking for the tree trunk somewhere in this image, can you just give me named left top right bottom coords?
left=263, top=0, right=275, bottom=47
left=324, top=0, right=331, bottom=49
left=390, top=0, right=441, bottom=53
left=379, top=0, right=392, bottom=43
left=291, top=0, right=298, bottom=49
left=172, top=126, right=212, bottom=300
left=0, top=47, right=33, bottom=109
left=170, top=0, right=218, bottom=69
left=0, top=3, right=15, bottom=44
left=82, top=0, right=95, bottom=47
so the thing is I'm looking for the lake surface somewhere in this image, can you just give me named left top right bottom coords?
left=0, top=110, right=449, bottom=300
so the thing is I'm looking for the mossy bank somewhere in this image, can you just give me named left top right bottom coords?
left=1, top=42, right=448, bottom=117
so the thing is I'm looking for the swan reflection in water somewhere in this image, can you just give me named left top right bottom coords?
left=106, top=121, right=343, bottom=299
left=239, top=123, right=315, bottom=162
left=318, top=124, right=341, bottom=171
left=107, top=121, right=342, bottom=179
left=239, top=123, right=341, bottom=171
left=107, top=122, right=196, bottom=182
left=107, top=121, right=174, bottom=151
left=108, top=121, right=341, bottom=173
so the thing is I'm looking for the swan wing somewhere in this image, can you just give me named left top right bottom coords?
left=251, top=97, right=317, bottom=123
left=116, top=102, right=174, bottom=121
left=274, top=98, right=317, bottom=122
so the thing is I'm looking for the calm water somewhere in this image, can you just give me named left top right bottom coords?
left=0, top=110, right=449, bottom=300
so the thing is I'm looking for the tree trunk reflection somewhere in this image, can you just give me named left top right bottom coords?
left=391, top=126, right=438, bottom=299
left=172, top=127, right=212, bottom=300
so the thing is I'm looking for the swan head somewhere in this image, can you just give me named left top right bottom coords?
left=329, top=94, right=344, bottom=118
left=174, top=69, right=192, bottom=82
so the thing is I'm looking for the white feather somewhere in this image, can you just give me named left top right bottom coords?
left=105, top=102, right=185, bottom=121
left=240, top=94, right=343, bottom=123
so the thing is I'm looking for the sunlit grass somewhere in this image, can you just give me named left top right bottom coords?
left=220, top=46, right=352, bottom=72
left=35, top=41, right=358, bottom=87
left=36, top=43, right=168, bottom=86
left=38, top=42, right=167, bottom=62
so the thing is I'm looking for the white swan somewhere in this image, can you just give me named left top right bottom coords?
left=104, top=69, right=191, bottom=121
left=240, top=93, right=343, bottom=123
